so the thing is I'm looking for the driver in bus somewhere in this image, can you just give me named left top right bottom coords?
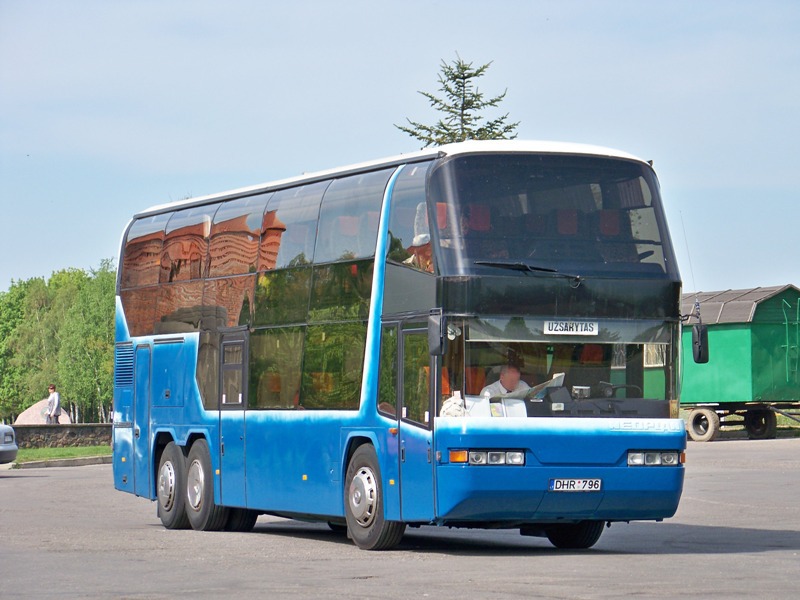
left=480, top=364, right=530, bottom=397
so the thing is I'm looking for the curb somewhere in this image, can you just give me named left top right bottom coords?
left=12, top=455, right=113, bottom=469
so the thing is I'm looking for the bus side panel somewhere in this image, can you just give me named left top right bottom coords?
left=434, top=417, right=685, bottom=524
left=112, top=386, right=134, bottom=493
left=113, top=298, right=135, bottom=494
left=245, top=411, right=351, bottom=516
left=147, top=336, right=220, bottom=502
left=150, top=340, right=191, bottom=410
left=133, top=345, right=152, bottom=498
left=340, top=427, right=401, bottom=521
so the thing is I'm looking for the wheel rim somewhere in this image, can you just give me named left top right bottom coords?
left=158, top=461, right=176, bottom=511
left=187, top=458, right=205, bottom=512
left=348, top=466, right=377, bottom=528
left=694, top=415, right=709, bottom=435
left=747, top=413, right=766, bottom=435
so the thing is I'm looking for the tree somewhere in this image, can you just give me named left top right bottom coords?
left=396, top=54, right=520, bottom=148
left=57, top=260, right=116, bottom=423
left=7, top=269, right=87, bottom=416
left=0, top=280, right=29, bottom=420
left=0, top=261, right=116, bottom=423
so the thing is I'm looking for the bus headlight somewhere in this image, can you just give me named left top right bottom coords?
left=487, top=451, right=506, bottom=465
left=469, top=451, right=487, bottom=465
left=628, top=451, right=682, bottom=466
left=660, top=451, right=680, bottom=466
left=451, top=450, right=526, bottom=466
left=505, top=451, right=525, bottom=465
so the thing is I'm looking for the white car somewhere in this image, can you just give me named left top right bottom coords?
left=0, top=424, right=18, bottom=464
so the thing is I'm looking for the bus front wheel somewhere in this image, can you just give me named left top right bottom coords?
left=545, top=520, right=605, bottom=549
left=157, top=442, right=190, bottom=530
left=344, top=445, right=405, bottom=550
left=185, top=439, right=229, bottom=531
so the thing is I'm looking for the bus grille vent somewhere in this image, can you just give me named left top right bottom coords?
left=115, top=344, right=135, bottom=387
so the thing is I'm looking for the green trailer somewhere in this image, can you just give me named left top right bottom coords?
left=680, top=285, right=800, bottom=441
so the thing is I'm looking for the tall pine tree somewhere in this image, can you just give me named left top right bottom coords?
left=396, top=54, right=520, bottom=148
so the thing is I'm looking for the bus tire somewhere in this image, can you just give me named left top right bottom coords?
left=687, top=408, right=720, bottom=442
left=744, top=409, right=777, bottom=440
left=185, top=438, right=229, bottom=531
left=224, top=508, right=259, bottom=532
left=545, top=520, right=605, bottom=549
left=327, top=521, right=348, bottom=533
left=157, top=442, right=190, bottom=530
left=344, top=445, right=405, bottom=550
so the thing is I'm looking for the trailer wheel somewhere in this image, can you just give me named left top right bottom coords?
left=744, top=409, right=777, bottom=440
left=687, top=408, right=720, bottom=442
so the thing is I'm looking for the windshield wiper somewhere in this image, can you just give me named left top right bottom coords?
left=474, top=260, right=583, bottom=288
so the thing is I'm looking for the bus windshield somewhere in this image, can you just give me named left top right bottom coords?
left=428, top=153, right=678, bottom=279
left=440, top=316, right=678, bottom=419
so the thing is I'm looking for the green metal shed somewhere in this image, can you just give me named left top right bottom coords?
left=680, top=285, right=800, bottom=441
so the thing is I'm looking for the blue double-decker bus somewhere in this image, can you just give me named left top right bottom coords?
left=113, top=140, right=687, bottom=550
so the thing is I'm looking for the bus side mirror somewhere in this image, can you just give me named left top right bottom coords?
left=428, top=314, right=445, bottom=356
left=692, top=324, right=709, bottom=363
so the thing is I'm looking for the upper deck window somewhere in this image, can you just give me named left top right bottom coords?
left=208, top=193, right=271, bottom=277
left=263, top=182, right=328, bottom=270
left=386, top=161, right=434, bottom=273
left=120, top=213, right=170, bottom=288
left=313, top=169, right=393, bottom=264
left=428, top=153, right=678, bottom=279
left=160, top=205, right=218, bottom=283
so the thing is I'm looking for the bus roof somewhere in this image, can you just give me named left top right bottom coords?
left=135, top=140, right=648, bottom=218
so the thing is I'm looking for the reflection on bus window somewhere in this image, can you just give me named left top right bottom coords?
left=378, top=325, right=398, bottom=417
left=121, top=213, right=170, bottom=288
left=387, top=162, right=434, bottom=273
left=403, top=333, right=430, bottom=424
left=249, top=327, right=304, bottom=409
left=309, top=261, right=374, bottom=322
left=263, top=182, right=328, bottom=269
left=429, top=154, right=676, bottom=279
left=160, top=205, right=217, bottom=283
left=300, top=323, right=367, bottom=410
left=208, top=193, right=271, bottom=277
left=315, top=170, right=393, bottom=263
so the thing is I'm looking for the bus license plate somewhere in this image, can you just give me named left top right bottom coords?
left=549, top=478, right=602, bottom=492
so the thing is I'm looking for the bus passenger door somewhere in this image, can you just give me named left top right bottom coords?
left=399, top=329, right=435, bottom=522
left=219, top=332, right=247, bottom=508
left=133, top=345, right=151, bottom=498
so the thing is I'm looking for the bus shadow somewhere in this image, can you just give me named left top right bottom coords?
left=251, top=520, right=800, bottom=557
left=602, top=521, right=800, bottom=556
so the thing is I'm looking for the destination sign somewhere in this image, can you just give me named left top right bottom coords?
left=543, top=320, right=599, bottom=336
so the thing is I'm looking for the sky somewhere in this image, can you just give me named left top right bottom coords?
left=1, top=0, right=798, bottom=294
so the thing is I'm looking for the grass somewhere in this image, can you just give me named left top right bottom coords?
left=14, top=445, right=112, bottom=463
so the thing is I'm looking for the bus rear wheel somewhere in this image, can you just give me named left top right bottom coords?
left=157, top=442, right=190, bottom=529
left=344, top=445, right=405, bottom=550
left=744, top=409, right=777, bottom=440
left=545, top=520, right=605, bottom=549
left=224, top=508, right=259, bottom=532
left=185, top=439, right=229, bottom=531
left=687, top=408, right=720, bottom=442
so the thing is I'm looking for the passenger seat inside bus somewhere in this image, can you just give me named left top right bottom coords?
left=466, top=204, right=508, bottom=258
